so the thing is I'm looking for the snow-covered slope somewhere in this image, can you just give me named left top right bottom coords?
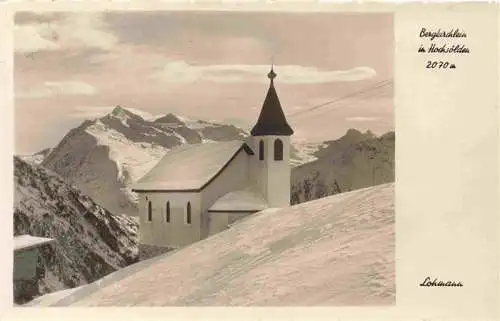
left=40, top=106, right=248, bottom=216
left=13, top=156, right=139, bottom=304
left=34, top=183, right=394, bottom=306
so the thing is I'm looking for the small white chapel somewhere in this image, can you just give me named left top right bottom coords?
left=132, top=67, right=294, bottom=248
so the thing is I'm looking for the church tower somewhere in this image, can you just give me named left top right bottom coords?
left=249, top=66, right=294, bottom=207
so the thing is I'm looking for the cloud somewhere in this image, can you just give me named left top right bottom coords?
left=345, top=116, right=380, bottom=122
left=151, top=61, right=376, bottom=84
left=15, top=12, right=63, bottom=25
left=14, top=13, right=117, bottom=53
left=69, top=106, right=160, bottom=120
left=16, top=81, right=97, bottom=99
left=14, top=24, right=59, bottom=53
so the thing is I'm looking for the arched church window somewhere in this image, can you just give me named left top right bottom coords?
left=166, top=201, right=170, bottom=223
left=147, top=201, right=152, bottom=222
left=259, top=140, right=264, bottom=160
left=274, top=139, right=284, bottom=161
left=186, top=202, right=192, bottom=224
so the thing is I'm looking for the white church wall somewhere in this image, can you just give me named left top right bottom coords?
left=138, top=192, right=201, bottom=248
left=266, top=135, right=291, bottom=207
left=249, top=135, right=291, bottom=207
left=201, top=149, right=250, bottom=238
left=248, top=137, right=268, bottom=200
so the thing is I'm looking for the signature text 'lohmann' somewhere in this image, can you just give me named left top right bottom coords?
left=419, top=277, right=463, bottom=287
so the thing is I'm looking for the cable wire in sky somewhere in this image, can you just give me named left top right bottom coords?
left=289, top=79, right=393, bottom=119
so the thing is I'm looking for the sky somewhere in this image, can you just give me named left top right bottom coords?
left=14, top=11, right=393, bottom=155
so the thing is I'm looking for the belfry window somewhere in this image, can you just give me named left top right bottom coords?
left=166, top=201, right=170, bottom=222
left=274, top=139, right=284, bottom=161
left=147, top=201, right=152, bottom=222
left=186, top=202, right=192, bottom=224
left=259, top=140, right=264, bottom=160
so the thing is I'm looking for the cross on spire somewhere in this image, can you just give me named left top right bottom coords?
left=267, top=56, right=276, bottom=83
left=267, top=65, right=277, bottom=81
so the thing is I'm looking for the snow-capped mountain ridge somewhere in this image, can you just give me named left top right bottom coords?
left=84, top=119, right=170, bottom=184
left=34, top=105, right=368, bottom=217
left=40, top=106, right=250, bottom=216
left=291, top=129, right=395, bottom=205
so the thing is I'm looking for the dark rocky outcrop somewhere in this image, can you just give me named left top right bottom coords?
left=14, top=156, right=139, bottom=304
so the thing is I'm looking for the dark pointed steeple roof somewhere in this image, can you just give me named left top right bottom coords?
left=250, top=66, right=294, bottom=136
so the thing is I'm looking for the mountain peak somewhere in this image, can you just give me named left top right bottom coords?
left=105, top=105, right=147, bottom=124
left=111, top=105, right=134, bottom=117
left=345, top=128, right=363, bottom=137
left=365, top=130, right=376, bottom=137
left=154, top=113, right=184, bottom=125
left=111, top=105, right=123, bottom=115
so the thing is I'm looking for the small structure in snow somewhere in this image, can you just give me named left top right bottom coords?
left=133, top=67, right=294, bottom=248
left=13, top=234, right=55, bottom=304
left=14, top=234, right=54, bottom=281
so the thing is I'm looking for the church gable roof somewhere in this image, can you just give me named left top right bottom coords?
left=132, top=140, right=253, bottom=192
left=250, top=67, right=294, bottom=136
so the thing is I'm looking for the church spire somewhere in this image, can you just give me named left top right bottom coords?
left=250, top=66, right=294, bottom=136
